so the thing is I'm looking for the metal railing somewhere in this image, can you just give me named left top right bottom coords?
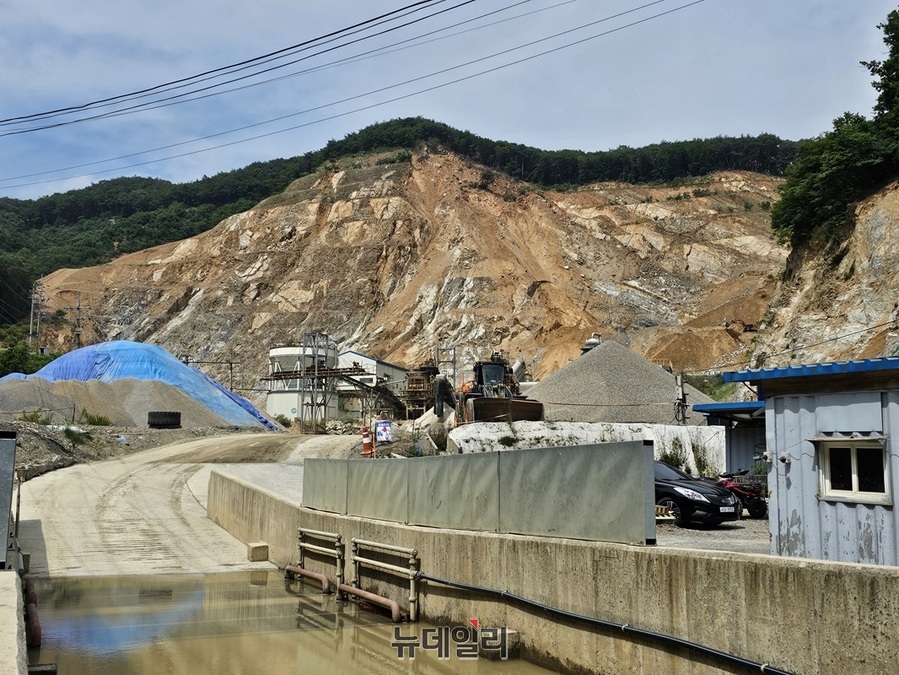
left=285, top=527, right=344, bottom=593
left=347, top=538, right=420, bottom=622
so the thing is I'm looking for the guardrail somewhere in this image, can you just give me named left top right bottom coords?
left=284, top=527, right=344, bottom=593
left=343, top=538, right=420, bottom=622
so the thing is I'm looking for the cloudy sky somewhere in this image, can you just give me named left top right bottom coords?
left=1, top=0, right=895, bottom=199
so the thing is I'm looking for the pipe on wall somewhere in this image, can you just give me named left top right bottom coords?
left=338, top=583, right=403, bottom=623
left=417, top=572, right=793, bottom=675
left=284, top=565, right=331, bottom=594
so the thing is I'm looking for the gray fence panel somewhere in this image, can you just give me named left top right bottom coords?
left=301, top=443, right=653, bottom=544
left=346, top=459, right=409, bottom=523
left=407, top=453, right=500, bottom=530
left=498, top=442, right=652, bottom=544
left=303, top=458, right=348, bottom=514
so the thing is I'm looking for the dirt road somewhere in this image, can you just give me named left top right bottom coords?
left=17, top=432, right=358, bottom=577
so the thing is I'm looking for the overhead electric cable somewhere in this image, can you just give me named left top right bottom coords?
left=1, top=0, right=556, bottom=181
left=0, top=0, right=483, bottom=135
left=1, top=0, right=694, bottom=190
left=693, top=317, right=899, bottom=374
left=0, top=0, right=449, bottom=126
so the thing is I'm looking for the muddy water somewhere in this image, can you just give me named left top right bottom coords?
left=28, top=571, right=554, bottom=674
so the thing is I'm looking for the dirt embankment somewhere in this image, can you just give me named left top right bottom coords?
left=36, top=151, right=787, bottom=384
left=2, top=421, right=263, bottom=479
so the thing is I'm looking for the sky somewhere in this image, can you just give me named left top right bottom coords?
left=0, top=0, right=896, bottom=200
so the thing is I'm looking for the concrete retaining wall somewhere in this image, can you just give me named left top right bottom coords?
left=208, top=469, right=899, bottom=675
left=0, top=572, right=27, bottom=675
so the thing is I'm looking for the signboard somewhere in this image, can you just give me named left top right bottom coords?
left=375, top=419, right=393, bottom=443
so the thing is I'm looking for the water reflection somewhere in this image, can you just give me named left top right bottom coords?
left=29, top=571, right=551, bottom=674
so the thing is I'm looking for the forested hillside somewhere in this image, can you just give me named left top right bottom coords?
left=0, top=119, right=797, bottom=329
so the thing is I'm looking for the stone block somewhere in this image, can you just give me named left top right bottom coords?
left=247, top=542, right=269, bottom=562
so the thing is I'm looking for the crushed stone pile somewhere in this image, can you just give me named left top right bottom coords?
left=0, top=340, right=276, bottom=430
left=525, top=339, right=714, bottom=425
left=0, top=376, right=231, bottom=427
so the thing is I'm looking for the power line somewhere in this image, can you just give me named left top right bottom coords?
left=0, top=0, right=450, bottom=127
left=0, top=0, right=483, bottom=137
left=0, top=0, right=561, bottom=182
left=693, top=317, right=899, bottom=374
left=0, top=0, right=701, bottom=191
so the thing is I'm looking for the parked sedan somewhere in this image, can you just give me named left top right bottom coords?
left=655, top=461, right=740, bottom=527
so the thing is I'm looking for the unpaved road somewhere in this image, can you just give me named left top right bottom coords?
left=17, top=430, right=768, bottom=577
left=17, top=432, right=357, bottom=577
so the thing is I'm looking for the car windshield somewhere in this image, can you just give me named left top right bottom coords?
left=654, top=462, right=691, bottom=481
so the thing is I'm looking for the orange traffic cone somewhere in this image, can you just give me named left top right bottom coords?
left=361, top=426, right=374, bottom=456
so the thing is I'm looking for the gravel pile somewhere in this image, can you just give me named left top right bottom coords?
left=0, top=376, right=229, bottom=427
left=526, top=339, right=714, bottom=425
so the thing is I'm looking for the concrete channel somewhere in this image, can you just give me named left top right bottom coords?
left=4, top=433, right=899, bottom=673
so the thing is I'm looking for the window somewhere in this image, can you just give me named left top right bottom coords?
left=818, top=441, right=891, bottom=505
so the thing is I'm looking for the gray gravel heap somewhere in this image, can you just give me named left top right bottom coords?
left=0, top=376, right=229, bottom=427
left=526, top=339, right=714, bottom=425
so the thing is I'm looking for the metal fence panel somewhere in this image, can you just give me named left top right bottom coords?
left=498, top=442, right=652, bottom=544
left=302, top=442, right=654, bottom=544
left=303, top=458, right=348, bottom=514
left=407, top=453, right=500, bottom=530
left=346, top=459, right=409, bottom=523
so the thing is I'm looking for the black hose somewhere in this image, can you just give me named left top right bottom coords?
left=416, top=571, right=793, bottom=675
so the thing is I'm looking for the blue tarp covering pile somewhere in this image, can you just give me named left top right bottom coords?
left=0, top=340, right=277, bottom=430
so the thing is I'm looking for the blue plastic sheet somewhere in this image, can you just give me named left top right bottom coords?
left=0, top=340, right=276, bottom=430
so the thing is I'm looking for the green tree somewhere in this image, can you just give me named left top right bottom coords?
left=771, top=10, right=899, bottom=246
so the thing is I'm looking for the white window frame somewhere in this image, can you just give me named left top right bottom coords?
left=817, top=440, right=892, bottom=506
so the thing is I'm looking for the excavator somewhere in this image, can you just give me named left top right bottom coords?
left=454, top=351, right=544, bottom=424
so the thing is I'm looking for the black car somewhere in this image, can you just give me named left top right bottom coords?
left=655, top=461, right=740, bottom=527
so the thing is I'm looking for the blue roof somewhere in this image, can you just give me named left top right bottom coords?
left=723, top=356, right=899, bottom=383
left=693, top=401, right=764, bottom=414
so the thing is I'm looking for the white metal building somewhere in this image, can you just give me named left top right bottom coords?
left=264, top=337, right=408, bottom=425
left=726, top=358, right=899, bottom=566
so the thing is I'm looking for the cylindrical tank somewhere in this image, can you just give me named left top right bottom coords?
left=268, top=342, right=338, bottom=374
left=581, top=332, right=602, bottom=354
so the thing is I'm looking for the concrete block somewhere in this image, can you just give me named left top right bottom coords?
left=247, top=542, right=269, bottom=562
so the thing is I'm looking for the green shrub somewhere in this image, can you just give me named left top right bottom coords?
left=659, top=438, right=688, bottom=469
left=63, top=427, right=90, bottom=447
left=18, top=409, right=53, bottom=425
left=80, top=410, right=112, bottom=426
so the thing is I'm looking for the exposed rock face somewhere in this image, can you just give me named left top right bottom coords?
left=39, top=149, right=787, bottom=401
left=749, top=182, right=899, bottom=368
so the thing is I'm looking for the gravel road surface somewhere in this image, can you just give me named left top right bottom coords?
left=17, top=430, right=768, bottom=577
left=17, top=432, right=357, bottom=577
left=655, top=517, right=771, bottom=555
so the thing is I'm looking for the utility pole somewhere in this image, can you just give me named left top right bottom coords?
left=29, top=281, right=45, bottom=353
left=674, top=374, right=688, bottom=425
left=65, top=293, right=91, bottom=350
left=28, top=281, right=44, bottom=351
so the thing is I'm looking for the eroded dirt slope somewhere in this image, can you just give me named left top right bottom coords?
left=38, top=149, right=787, bottom=393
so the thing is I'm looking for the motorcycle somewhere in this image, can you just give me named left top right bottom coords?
left=714, top=469, right=768, bottom=519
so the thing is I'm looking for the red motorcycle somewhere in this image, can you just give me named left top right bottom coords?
left=714, top=469, right=767, bottom=519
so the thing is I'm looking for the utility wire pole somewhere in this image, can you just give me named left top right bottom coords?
left=29, top=281, right=44, bottom=353
left=674, top=374, right=688, bottom=425
left=65, top=293, right=91, bottom=349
